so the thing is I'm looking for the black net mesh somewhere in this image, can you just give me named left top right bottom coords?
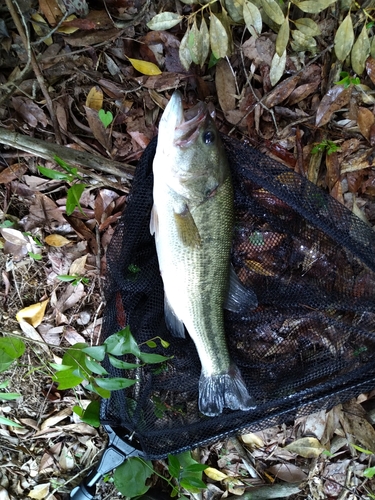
left=99, top=135, right=375, bottom=459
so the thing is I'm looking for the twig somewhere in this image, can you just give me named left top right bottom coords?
left=4, top=0, right=63, bottom=144
left=0, top=128, right=135, bottom=188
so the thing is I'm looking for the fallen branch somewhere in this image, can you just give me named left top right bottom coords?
left=0, top=128, right=135, bottom=190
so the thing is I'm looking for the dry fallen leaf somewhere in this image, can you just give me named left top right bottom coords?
left=27, top=483, right=50, bottom=499
left=267, top=463, right=307, bottom=483
left=241, top=432, right=264, bottom=448
left=69, top=254, right=88, bottom=276
left=17, top=319, right=50, bottom=354
left=357, top=107, right=375, bottom=141
left=16, top=299, right=49, bottom=327
left=285, top=437, right=325, bottom=458
left=315, top=85, right=352, bottom=127
left=204, top=467, right=228, bottom=481
left=45, top=234, right=72, bottom=247
left=86, top=86, right=103, bottom=110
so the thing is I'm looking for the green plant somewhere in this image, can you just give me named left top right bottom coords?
left=0, top=337, right=25, bottom=427
left=57, top=274, right=90, bottom=286
left=113, top=451, right=208, bottom=498
left=147, top=0, right=338, bottom=85
left=37, top=155, right=86, bottom=216
left=51, top=326, right=171, bottom=422
left=334, top=71, right=361, bottom=88
left=311, top=139, right=341, bottom=156
left=98, top=109, right=113, bottom=128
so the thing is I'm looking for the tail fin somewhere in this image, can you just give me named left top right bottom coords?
left=198, top=364, right=256, bottom=417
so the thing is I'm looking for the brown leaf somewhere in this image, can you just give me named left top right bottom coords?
left=315, top=85, right=352, bottom=127
left=267, top=463, right=307, bottom=482
left=64, top=214, right=98, bottom=254
left=23, top=192, right=66, bottom=231
left=366, top=56, right=375, bottom=86
left=84, top=105, right=111, bottom=151
left=216, top=59, right=236, bottom=113
left=287, top=81, right=320, bottom=105
left=12, top=96, right=48, bottom=128
left=357, top=107, right=375, bottom=141
left=39, top=0, right=63, bottom=24
left=0, top=163, right=27, bottom=184
left=340, top=400, right=375, bottom=452
left=263, top=75, right=300, bottom=108
left=134, top=72, right=186, bottom=91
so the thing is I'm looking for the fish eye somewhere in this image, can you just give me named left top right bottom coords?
left=202, top=131, right=215, bottom=144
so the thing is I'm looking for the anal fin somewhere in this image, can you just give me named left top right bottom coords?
left=225, top=265, right=258, bottom=313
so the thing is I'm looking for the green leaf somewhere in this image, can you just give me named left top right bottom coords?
left=0, top=415, right=23, bottom=428
left=199, top=17, right=210, bottom=67
left=291, top=29, right=317, bottom=52
left=85, top=382, right=111, bottom=399
left=179, top=27, right=193, bottom=70
left=57, top=275, right=77, bottom=282
left=98, top=109, right=113, bottom=128
left=114, top=458, right=153, bottom=497
left=66, top=184, right=86, bottom=216
left=334, top=12, right=354, bottom=62
left=189, top=19, right=203, bottom=66
left=53, top=368, right=85, bottom=389
left=276, top=16, right=289, bottom=57
left=184, top=464, right=209, bottom=472
left=180, top=476, right=207, bottom=490
left=94, top=377, right=136, bottom=390
left=74, top=400, right=101, bottom=427
left=85, top=358, right=108, bottom=375
left=82, top=346, right=106, bottom=361
left=364, top=466, right=375, bottom=478
left=108, top=355, right=140, bottom=370
left=0, top=337, right=25, bottom=373
left=37, top=165, right=72, bottom=181
left=270, top=48, right=286, bottom=86
left=243, top=1, right=262, bottom=38
left=168, top=454, right=181, bottom=478
left=147, top=12, right=183, bottom=30
left=28, top=252, right=42, bottom=260
left=161, top=339, right=170, bottom=348
left=351, top=23, right=370, bottom=76
left=224, top=0, right=244, bottom=23
left=260, top=0, right=285, bottom=26
left=209, top=13, right=228, bottom=59
left=292, top=0, right=336, bottom=13
left=146, top=340, right=157, bottom=348
left=138, top=352, right=170, bottom=364
left=53, top=343, right=88, bottom=389
left=0, top=392, right=21, bottom=400
left=0, top=381, right=9, bottom=389
left=294, top=18, right=321, bottom=37
left=351, top=444, right=373, bottom=455
left=104, top=327, right=141, bottom=357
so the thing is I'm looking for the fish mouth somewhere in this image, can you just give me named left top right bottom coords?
left=160, top=91, right=209, bottom=148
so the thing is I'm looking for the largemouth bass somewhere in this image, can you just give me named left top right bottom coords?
left=151, top=91, right=257, bottom=416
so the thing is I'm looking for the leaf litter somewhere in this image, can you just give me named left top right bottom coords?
left=1, top=0, right=375, bottom=498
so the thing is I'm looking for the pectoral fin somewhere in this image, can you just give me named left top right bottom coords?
left=174, top=205, right=201, bottom=248
left=150, top=205, right=158, bottom=236
left=225, top=265, right=258, bottom=312
left=164, top=296, right=185, bottom=338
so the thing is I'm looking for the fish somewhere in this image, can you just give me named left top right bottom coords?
left=150, top=91, right=257, bottom=416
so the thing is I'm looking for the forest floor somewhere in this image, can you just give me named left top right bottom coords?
left=2, top=0, right=375, bottom=499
